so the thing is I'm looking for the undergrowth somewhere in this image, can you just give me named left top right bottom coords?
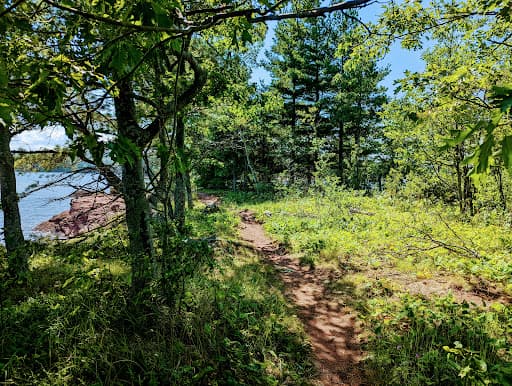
left=0, top=205, right=314, bottom=385
left=238, top=189, right=512, bottom=293
left=230, top=186, right=512, bottom=385
left=364, top=296, right=512, bottom=385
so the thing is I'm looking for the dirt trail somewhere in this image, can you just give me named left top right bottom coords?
left=197, top=194, right=509, bottom=385
left=197, top=192, right=221, bottom=206
left=238, top=209, right=364, bottom=386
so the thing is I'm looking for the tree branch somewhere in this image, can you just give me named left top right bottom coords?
left=174, top=50, right=207, bottom=112
left=142, top=47, right=207, bottom=144
left=12, top=149, right=63, bottom=154
left=0, top=0, right=28, bottom=18
left=43, top=0, right=374, bottom=37
left=43, top=0, right=184, bottom=34
left=249, top=0, right=373, bottom=23
left=185, top=5, right=235, bottom=17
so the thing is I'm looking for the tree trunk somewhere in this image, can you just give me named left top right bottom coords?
left=122, top=159, right=154, bottom=291
left=173, top=38, right=193, bottom=231
left=114, top=79, right=155, bottom=292
left=174, top=113, right=186, bottom=232
left=494, top=166, right=506, bottom=210
left=157, top=128, right=174, bottom=219
left=232, top=162, right=237, bottom=191
left=0, top=124, right=28, bottom=276
left=454, top=145, right=464, bottom=213
left=354, top=97, right=363, bottom=189
left=462, top=164, right=474, bottom=216
left=338, top=121, right=344, bottom=184
left=185, top=169, right=193, bottom=209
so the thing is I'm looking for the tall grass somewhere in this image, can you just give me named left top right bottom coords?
left=0, top=206, right=314, bottom=385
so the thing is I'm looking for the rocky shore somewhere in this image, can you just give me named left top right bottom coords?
left=34, top=191, right=125, bottom=238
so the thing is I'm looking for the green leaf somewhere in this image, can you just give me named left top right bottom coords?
left=157, top=143, right=170, bottom=162
left=64, top=123, right=75, bottom=139
left=241, top=28, right=253, bottom=44
left=108, top=135, right=140, bottom=166
left=151, top=2, right=173, bottom=28
left=0, top=98, right=12, bottom=127
left=0, top=59, right=7, bottom=88
left=464, top=135, right=494, bottom=175
left=443, top=345, right=461, bottom=354
left=442, top=126, right=475, bottom=148
left=491, top=84, right=512, bottom=113
left=444, top=66, right=469, bottom=83
left=501, top=136, right=512, bottom=171
left=62, top=276, right=75, bottom=288
left=231, top=30, right=238, bottom=47
left=70, top=71, right=84, bottom=87
left=477, top=359, right=487, bottom=373
left=175, top=149, right=187, bottom=173
left=476, top=135, right=495, bottom=174
left=459, top=366, right=472, bottom=378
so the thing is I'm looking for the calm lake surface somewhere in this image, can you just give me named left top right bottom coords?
left=0, top=172, right=103, bottom=240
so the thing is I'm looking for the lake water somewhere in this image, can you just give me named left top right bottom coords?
left=0, top=172, right=103, bottom=240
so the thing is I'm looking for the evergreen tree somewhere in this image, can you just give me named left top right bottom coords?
left=333, top=24, right=388, bottom=189
left=267, top=9, right=388, bottom=189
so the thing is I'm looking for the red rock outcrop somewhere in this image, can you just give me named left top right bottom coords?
left=34, top=192, right=125, bottom=238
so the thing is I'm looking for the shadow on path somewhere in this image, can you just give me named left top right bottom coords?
left=238, top=209, right=364, bottom=386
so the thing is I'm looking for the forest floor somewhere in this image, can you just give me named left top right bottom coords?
left=235, top=209, right=510, bottom=385
left=2, top=192, right=509, bottom=385
left=198, top=193, right=362, bottom=384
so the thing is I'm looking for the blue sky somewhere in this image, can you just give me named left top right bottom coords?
left=249, top=1, right=426, bottom=94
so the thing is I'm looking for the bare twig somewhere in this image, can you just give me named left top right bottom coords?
left=414, top=227, right=481, bottom=259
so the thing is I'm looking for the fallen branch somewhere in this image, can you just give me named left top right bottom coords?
left=413, top=229, right=481, bottom=260
left=349, top=207, right=375, bottom=216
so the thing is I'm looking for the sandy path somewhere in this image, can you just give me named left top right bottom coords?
left=238, top=209, right=364, bottom=386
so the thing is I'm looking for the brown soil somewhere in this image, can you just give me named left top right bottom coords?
left=357, top=263, right=511, bottom=306
left=238, top=209, right=364, bottom=386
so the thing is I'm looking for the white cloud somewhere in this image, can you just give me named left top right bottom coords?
left=11, top=125, right=69, bottom=151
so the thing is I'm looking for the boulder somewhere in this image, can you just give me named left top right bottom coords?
left=34, top=192, right=125, bottom=238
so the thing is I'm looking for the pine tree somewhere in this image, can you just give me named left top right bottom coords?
left=267, top=10, right=388, bottom=189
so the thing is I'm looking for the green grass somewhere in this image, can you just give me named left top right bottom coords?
left=3, top=188, right=512, bottom=385
left=364, top=296, right=512, bottom=385
left=230, top=187, right=512, bottom=385
left=239, top=190, right=512, bottom=292
left=0, top=205, right=314, bottom=385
